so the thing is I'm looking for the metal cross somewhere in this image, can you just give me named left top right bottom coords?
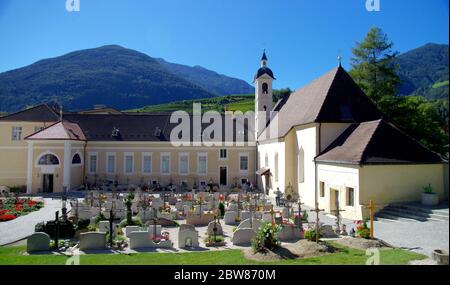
left=310, top=202, right=324, bottom=243
left=109, top=209, right=114, bottom=247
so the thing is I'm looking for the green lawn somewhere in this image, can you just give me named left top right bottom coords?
left=0, top=243, right=426, bottom=265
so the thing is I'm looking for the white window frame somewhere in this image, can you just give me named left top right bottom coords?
left=239, top=152, right=249, bottom=174
left=141, top=152, right=153, bottom=175
left=12, top=126, right=22, bottom=141
left=106, top=152, right=116, bottom=174
left=219, top=149, right=228, bottom=160
left=178, top=152, right=189, bottom=176
left=123, top=152, right=134, bottom=175
left=88, top=152, right=98, bottom=174
left=197, top=152, right=208, bottom=176
left=160, top=152, right=171, bottom=176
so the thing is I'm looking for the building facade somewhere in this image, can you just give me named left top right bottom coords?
left=0, top=52, right=448, bottom=219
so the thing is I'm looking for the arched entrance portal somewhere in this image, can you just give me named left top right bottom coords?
left=36, top=153, right=60, bottom=193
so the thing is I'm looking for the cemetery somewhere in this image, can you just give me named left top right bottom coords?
left=0, top=184, right=433, bottom=265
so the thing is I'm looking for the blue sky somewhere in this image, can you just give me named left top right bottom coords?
left=0, top=0, right=448, bottom=89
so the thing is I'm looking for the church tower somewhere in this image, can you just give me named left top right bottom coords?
left=254, top=50, right=275, bottom=140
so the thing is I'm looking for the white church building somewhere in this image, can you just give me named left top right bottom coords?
left=254, top=51, right=448, bottom=219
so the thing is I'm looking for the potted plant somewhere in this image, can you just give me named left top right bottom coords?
left=421, top=184, right=439, bottom=206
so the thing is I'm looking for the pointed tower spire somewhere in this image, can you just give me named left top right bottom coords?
left=261, top=49, right=268, bottom=67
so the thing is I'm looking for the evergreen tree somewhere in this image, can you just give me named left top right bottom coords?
left=350, top=27, right=401, bottom=114
left=350, top=27, right=448, bottom=157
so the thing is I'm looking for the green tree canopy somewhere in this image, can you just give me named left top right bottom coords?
left=350, top=27, right=448, bottom=157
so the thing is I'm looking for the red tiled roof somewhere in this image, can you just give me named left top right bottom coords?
left=26, top=121, right=86, bottom=141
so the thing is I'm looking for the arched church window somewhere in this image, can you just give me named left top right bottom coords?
left=38, top=154, right=59, bottom=165
left=262, top=83, right=268, bottom=94
left=72, top=153, right=82, bottom=165
left=263, top=105, right=267, bottom=111
left=274, top=152, right=279, bottom=182
left=298, top=147, right=305, bottom=183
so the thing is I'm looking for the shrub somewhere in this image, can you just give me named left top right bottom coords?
left=355, top=220, right=371, bottom=239
left=76, top=219, right=90, bottom=230
left=218, top=202, right=225, bottom=217
left=205, top=235, right=224, bottom=243
left=423, top=184, right=434, bottom=194
left=251, top=222, right=281, bottom=253
left=304, top=227, right=321, bottom=241
left=119, top=216, right=143, bottom=228
left=87, top=224, right=98, bottom=232
left=35, top=221, right=45, bottom=232
left=94, top=213, right=107, bottom=224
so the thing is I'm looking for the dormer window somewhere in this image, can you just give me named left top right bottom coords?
left=154, top=127, right=162, bottom=137
left=111, top=127, right=120, bottom=137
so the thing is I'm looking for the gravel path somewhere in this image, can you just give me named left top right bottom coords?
left=0, top=198, right=65, bottom=246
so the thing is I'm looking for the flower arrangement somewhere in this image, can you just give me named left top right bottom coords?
left=0, top=198, right=43, bottom=222
left=251, top=222, right=281, bottom=253
left=354, top=220, right=370, bottom=239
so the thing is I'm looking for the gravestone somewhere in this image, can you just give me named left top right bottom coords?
left=281, top=208, right=289, bottom=218
left=207, top=220, right=223, bottom=236
left=240, top=211, right=251, bottom=221
left=224, top=211, right=238, bottom=225
left=27, top=232, right=50, bottom=252
left=232, top=228, right=256, bottom=246
left=320, top=225, right=338, bottom=238
left=183, top=205, right=191, bottom=216
left=128, top=231, right=152, bottom=249
left=148, top=225, right=162, bottom=239
left=125, top=226, right=140, bottom=237
left=228, top=203, right=238, bottom=212
left=79, top=232, right=107, bottom=250
left=278, top=226, right=303, bottom=241
left=178, top=228, right=199, bottom=248
left=98, top=221, right=117, bottom=236
left=262, top=212, right=272, bottom=222
left=179, top=224, right=196, bottom=232
left=175, top=202, right=184, bottom=211
left=237, top=218, right=261, bottom=232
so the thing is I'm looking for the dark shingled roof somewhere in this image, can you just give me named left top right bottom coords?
left=315, top=119, right=444, bottom=165
left=254, top=66, right=275, bottom=80
left=255, top=66, right=275, bottom=80
left=62, top=113, right=250, bottom=142
left=259, top=66, right=382, bottom=140
left=0, top=104, right=60, bottom=122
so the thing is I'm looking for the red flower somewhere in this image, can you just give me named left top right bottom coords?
left=0, top=209, right=8, bottom=215
left=28, top=201, right=37, bottom=207
left=0, top=214, right=17, bottom=221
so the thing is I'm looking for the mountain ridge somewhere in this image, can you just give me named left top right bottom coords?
left=0, top=45, right=253, bottom=112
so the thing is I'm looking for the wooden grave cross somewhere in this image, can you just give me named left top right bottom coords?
left=297, top=196, right=304, bottom=229
left=362, top=200, right=380, bottom=240
left=330, top=199, right=345, bottom=233
left=310, top=202, right=325, bottom=243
